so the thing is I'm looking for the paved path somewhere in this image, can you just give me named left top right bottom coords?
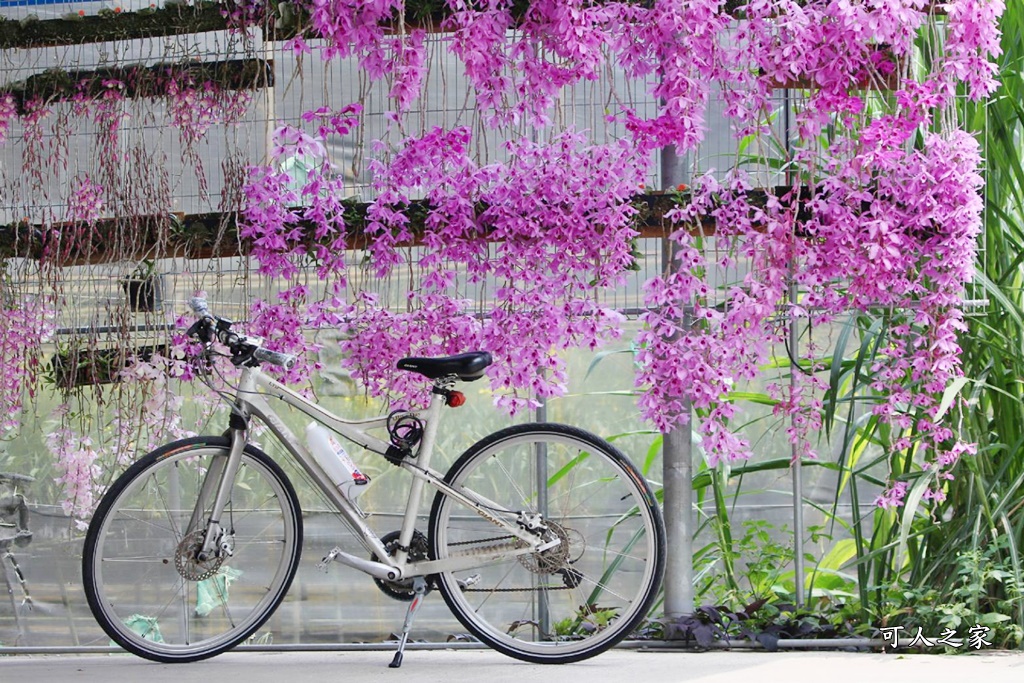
left=3, top=649, right=1023, bottom=683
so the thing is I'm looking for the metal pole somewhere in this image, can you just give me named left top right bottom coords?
left=783, top=88, right=805, bottom=607
left=790, top=279, right=805, bottom=607
left=0, top=637, right=892, bottom=655
left=662, top=372, right=694, bottom=620
left=535, top=395, right=550, bottom=637
left=660, top=144, right=694, bottom=621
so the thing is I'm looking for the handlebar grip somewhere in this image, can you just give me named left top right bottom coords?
left=189, top=297, right=210, bottom=317
left=254, top=348, right=298, bottom=370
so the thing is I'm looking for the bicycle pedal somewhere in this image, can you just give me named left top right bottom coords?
left=317, top=547, right=342, bottom=573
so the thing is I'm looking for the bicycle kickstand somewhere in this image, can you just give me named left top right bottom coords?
left=389, top=577, right=428, bottom=669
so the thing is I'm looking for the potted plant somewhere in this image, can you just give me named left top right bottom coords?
left=49, top=343, right=169, bottom=389
left=121, top=259, right=164, bottom=312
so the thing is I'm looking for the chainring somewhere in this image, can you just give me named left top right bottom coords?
left=370, top=530, right=432, bottom=602
left=174, top=529, right=225, bottom=581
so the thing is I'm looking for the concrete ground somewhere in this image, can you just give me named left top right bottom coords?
left=2, top=648, right=1023, bottom=683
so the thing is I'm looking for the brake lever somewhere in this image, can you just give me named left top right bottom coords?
left=185, top=319, right=205, bottom=339
left=185, top=317, right=218, bottom=345
left=230, top=345, right=257, bottom=368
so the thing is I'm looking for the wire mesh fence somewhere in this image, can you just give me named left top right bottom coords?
left=0, top=3, right=983, bottom=651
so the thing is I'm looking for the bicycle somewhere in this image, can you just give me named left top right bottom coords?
left=1, top=471, right=35, bottom=640
left=82, top=298, right=665, bottom=667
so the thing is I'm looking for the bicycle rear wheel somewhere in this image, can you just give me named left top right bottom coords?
left=428, top=424, right=665, bottom=664
left=82, top=436, right=302, bottom=662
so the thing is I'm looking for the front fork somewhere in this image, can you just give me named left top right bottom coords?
left=191, top=426, right=247, bottom=561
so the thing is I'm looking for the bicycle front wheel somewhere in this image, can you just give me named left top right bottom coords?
left=82, top=436, right=302, bottom=662
left=428, top=424, right=665, bottom=664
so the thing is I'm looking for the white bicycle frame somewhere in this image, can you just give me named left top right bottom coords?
left=199, top=363, right=558, bottom=584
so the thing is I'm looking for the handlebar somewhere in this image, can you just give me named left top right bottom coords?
left=187, top=298, right=298, bottom=371
left=253, top=348, right=298, bottom=369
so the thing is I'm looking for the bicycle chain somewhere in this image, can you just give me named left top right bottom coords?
left=449, top=535, right=516, bottom=547
left=461, top=572, right=582, bottom=593
left=462, top=583, right=575, bottom=593
left=448, top=534, right=583, bottom=592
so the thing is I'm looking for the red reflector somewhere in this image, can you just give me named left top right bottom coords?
left=447, top=391, right=466, bottom=408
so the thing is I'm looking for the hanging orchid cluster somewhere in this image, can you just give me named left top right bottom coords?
left=233, top=0, right=997, bottom=482
left=230, top=0, right=1001, bottom=507
left=346, top=126, right=644, bottom=412
left=0, top=69, right=259, bottom=522
left=0, top=0, right=1005, bottom=519
left=165, top=80, right=252, bottom=146
left=0, top=94, right=15, bottom=145
left=0, top=297, right=53, bottom=436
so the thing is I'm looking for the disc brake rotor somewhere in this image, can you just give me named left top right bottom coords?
left=174, top=529, right=225, bottom=581
left=518, top=521, right=584, bottom=574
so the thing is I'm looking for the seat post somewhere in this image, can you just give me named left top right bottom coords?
left=392, top=386, right=448, bottom=565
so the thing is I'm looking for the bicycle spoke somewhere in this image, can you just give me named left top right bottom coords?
left=83, top=442, right=302, bottom=662
left=431, top=425, right=664, bottom=663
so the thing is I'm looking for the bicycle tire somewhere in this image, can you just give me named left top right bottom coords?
left=428, top=423, right=665, bottom=664
left=82, top=436, right=302, bottom=662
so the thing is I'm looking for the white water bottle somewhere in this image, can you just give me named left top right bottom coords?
left=305, top=423, right=370, bottom=500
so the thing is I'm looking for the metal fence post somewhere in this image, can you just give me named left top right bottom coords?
left=660, top=144, right=694, bottom=623
left=783, top=88, right=806, bottom=608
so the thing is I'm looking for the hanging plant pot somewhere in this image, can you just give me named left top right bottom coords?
left=49, top=344, right=169, bottom=389
left=122, top=274, right=164, bottom=312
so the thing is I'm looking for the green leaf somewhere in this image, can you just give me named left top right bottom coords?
left=933, top=376, right=969, bottom=422
left=724, top=391, right=780, bottom=407
left=584, top=348, right=634, bottom=381
left=896, top=471, right=935, bottom=577
left=978, top=612, right=1012, bottom=625
left=817, top=538, right=858, bottom=572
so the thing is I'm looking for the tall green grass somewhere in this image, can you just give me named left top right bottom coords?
left=813, top=5, right=1024, bottom=642
left=684, top=7, right=1024, bottom=642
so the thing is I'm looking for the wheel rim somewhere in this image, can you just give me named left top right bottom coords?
left=433, top=430, right=661, bottom=659
left=88, top=447, right=298, bottom=657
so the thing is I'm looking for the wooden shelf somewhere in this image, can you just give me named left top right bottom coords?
left=1, top=58, right=272, bottom=113
left=0, top=3, right=230, bottom=49
left=0, top=188, right=813, bottom=266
